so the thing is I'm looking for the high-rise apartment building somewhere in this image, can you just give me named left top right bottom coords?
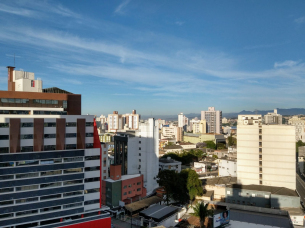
left=237, top=115, right=296, bottom=190
left=0, top=67, right=111, bottom=228
left=113, top=119, right=159, bottom=195
left=107, top=110, right=140, bottom=132
left=178, top=113, right=188, bottom=131
left=264, top=109, right=282, bottom=125
left=288, top=116, right=305, bottom=142
left=201, top=107, right=222, bottom=134
left=161, top=126, right=183, bottom=142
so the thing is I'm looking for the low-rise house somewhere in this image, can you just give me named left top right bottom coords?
left=178, top=142, right=196, bottom=149
left=202, top=176, right=237, bottom=201
left=159, top=157, right=182, bottom=173
left=163, top=144, right=183, bottom=153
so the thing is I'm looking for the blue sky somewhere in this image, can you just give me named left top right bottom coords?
left=0, top=0, right=304, bottom=116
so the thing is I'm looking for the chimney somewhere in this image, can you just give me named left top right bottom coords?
left=7, top=66, right=15, bottom=91
left=132, top=110, right=136, bottom=114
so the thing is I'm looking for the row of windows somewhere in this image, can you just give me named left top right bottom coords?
left=0, top=179, right=84, bottom=194
left=123, top=182, right=141, bottom=189
left=0, top=157, right=83, bottom=168
left=1, top=202, right=83, bottom=219
left=0, top=143, right=94, bottom=153
left=0, top=207, right=106, bottom=227
left=33, top=111, right=67, bottom=115
left=122, top=188, right=141, bottom=196
left=0, top=122, right=94, bottom=128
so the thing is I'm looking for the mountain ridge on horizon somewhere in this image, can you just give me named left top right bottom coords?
left=141, top=108, right=305, bottom=121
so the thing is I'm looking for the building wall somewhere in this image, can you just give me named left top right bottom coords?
left=159, top=161, right=182, bottom=173
left=237, top=116, right=296, bottom=190
left=270, top=194, right=300, bottom=209
left=201, top=107, right=222, bottom=134
left=121, top=175, right=144, bottom=201
left=219, top=160, right=237, bottom=177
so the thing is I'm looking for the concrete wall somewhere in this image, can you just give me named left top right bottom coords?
left=271, top=194, right=300, bottom=209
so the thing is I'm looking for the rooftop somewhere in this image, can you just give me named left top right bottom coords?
left=203, top=176, right=237, bottom=186
left=125, top=196, right=162, bottom=212
left=139, top=204, right=180, bottom=222
left=42, top=87, right=73, bottom=94
left=227, top=184, right=298, bottom=197
left=159, top=158, right=181, bottom=164
left=163, top=145, right=183, bottom=149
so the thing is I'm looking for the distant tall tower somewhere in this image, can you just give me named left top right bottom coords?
left=178, top=113, right=188, bottom=131
left=201, top=107, right=222, bottom=134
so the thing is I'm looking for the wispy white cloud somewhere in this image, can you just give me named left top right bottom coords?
left=113, top=93, right=134, bottom=96
left=114, top=0, right=131, bottom=15
left=0, top=1, right=81, bottom=19
left=274, top=60, right=299, bottom=68
left=63, top=78, right=83, bottom=85
left=294, top=16, right=305, bottom=24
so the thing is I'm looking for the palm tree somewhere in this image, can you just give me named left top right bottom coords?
left=191, top=201, right=214, bottom=228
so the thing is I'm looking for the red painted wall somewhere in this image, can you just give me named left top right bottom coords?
left=121, top=175, right=144, bottom=201
left=58, top=217, right=111, bottom=228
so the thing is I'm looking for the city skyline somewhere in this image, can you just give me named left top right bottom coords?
left=0, top=0, right=305, bottom=115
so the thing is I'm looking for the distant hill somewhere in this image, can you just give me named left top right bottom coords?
left=141, top=108, right=305, bottom=121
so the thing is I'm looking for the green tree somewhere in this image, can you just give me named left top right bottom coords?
left=156, top=170, right=178, bottom=205
left=180, top=169, right=203, bottom=201
left=216, top=143, right=226, bottom=150
left=228, top=135, right=237, bottom=146
left=191, top=202, right=214, bottom=228
left=205, top=141, right=216, bottom=150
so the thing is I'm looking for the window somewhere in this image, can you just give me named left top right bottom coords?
left=63, top=191, right=83, bottom=197
left=85, top=156, right=100, bottom=161
left=259, top=181, right=262, bottom=185
left=0, top=135, right=9, bottom=140
left=66, top=122, right=77, bottom=127
left=139, top=141, right=141, bottom=144
left=16, top=185, right=39, bottom=191
left=66, top=144, right=77, bottom=150
left=16, top=210, right=38, bottom=217
left=41, top=158, right=62, bottom=164
left=128, top=191, right=132, bottom=194
left=0, top=162, right=14, bottom=167
left=123, top=185, right=127, bottom=189
left=0, top=147, right=9, bottom=153
left=44, top=145, right=56, bottom=151
left=86, top=143, right=94, bottom=148
left=16, top=172, right=39, bottom=179
left=0, top=213, right=13, bottom=219
left=41, top=182, right=61, bottom=188
left=64, top=168, right=82, bottom=174
left=0, top=200, right=13, bottom=206
left=85, top=167, right=99, bottom=172
left=0, top=174, right=13, bottom=180
left=63, top=202, right=82, bottom=209
left=16, top=197, right=38, bottom=204
left=128, top=184, right=132, bottom=188
left=64, top=157, right=82, bottom=162
left=227, top=191, right=231, bottom=195
left=16, top=160, right=38, bottom=166
left=259, top=148, right=262, bottom=152
left=259, top=155, right=262, bottom=159
left=20, top=146, right=33, bottom=152
left=85, top=188, right=99, bottom=194
left=259, top=161, right=262, bottom=166
left=66, top=133, right=77, bottom=138
left=137, top=188, right=141, bottom=191
left=85, top=177, right=99, bottom=183
left=20, top=134, right=33, bottom=139
left=63, top=100, right=67, bottom=108
left=139, top=153, right=141, bottom=156
left=0, top=123, right=9, bottom=128
left=84, top=199, right=99, bottom=205
left=21, top=122, right=33, bottom=127
left=63, top=180, right=83, bottom=186
left=123, top=192, right=127, bottom=195
left=41, top=170, right=62, bottom=176
left=137, top=182, right=141, bottom=185
left=86, top=122, right=94, bottom=127
left=86, top=133, right=94, bottom=137
left=259, top=129, right=262, bottom=134
left=139, top=147, right=141, bottom=150
left=44, top=122, right=56, bottom=127
left=40, top=206, right=61, bottom=212
left=259, top=167, right=262, bottom=172
left=139, top=159, right=141, bottom=162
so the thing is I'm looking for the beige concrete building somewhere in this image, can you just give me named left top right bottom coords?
left=123, top=110, right=140, bottom=130
left=264, top=109, right=282, bottom=125
left=201, top=107, right=222, bottom=134
left=183, top=133, right=225, bottom=144
left=193, top=120, right=207, bottom=134
left=288, top=116, right=305, bottom=141
left=161, top=126, right=183, bottom=142
left=108, top=111, right=123, bottom=132
left=237, top=115, right=296, bottom=190
left=108, top=110, right=140, bottom=132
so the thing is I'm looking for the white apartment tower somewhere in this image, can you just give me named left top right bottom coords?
left=237, top=115, right=296, bottom=190
left=264, top=109, right=282, bottom=125
left=178, top=113, right=188, bottom=131
left=201, top=107, right=222, bottom=134
left=114, top=118, right=159, bottom=194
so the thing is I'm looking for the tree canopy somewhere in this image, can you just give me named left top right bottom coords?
left=157, top=169, right=203, bottom=204
left=162, top=149, right=206, bottom=165
left=228, top=135, right=237, bottom=146
left=205, top=141, right=216, bottom=150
